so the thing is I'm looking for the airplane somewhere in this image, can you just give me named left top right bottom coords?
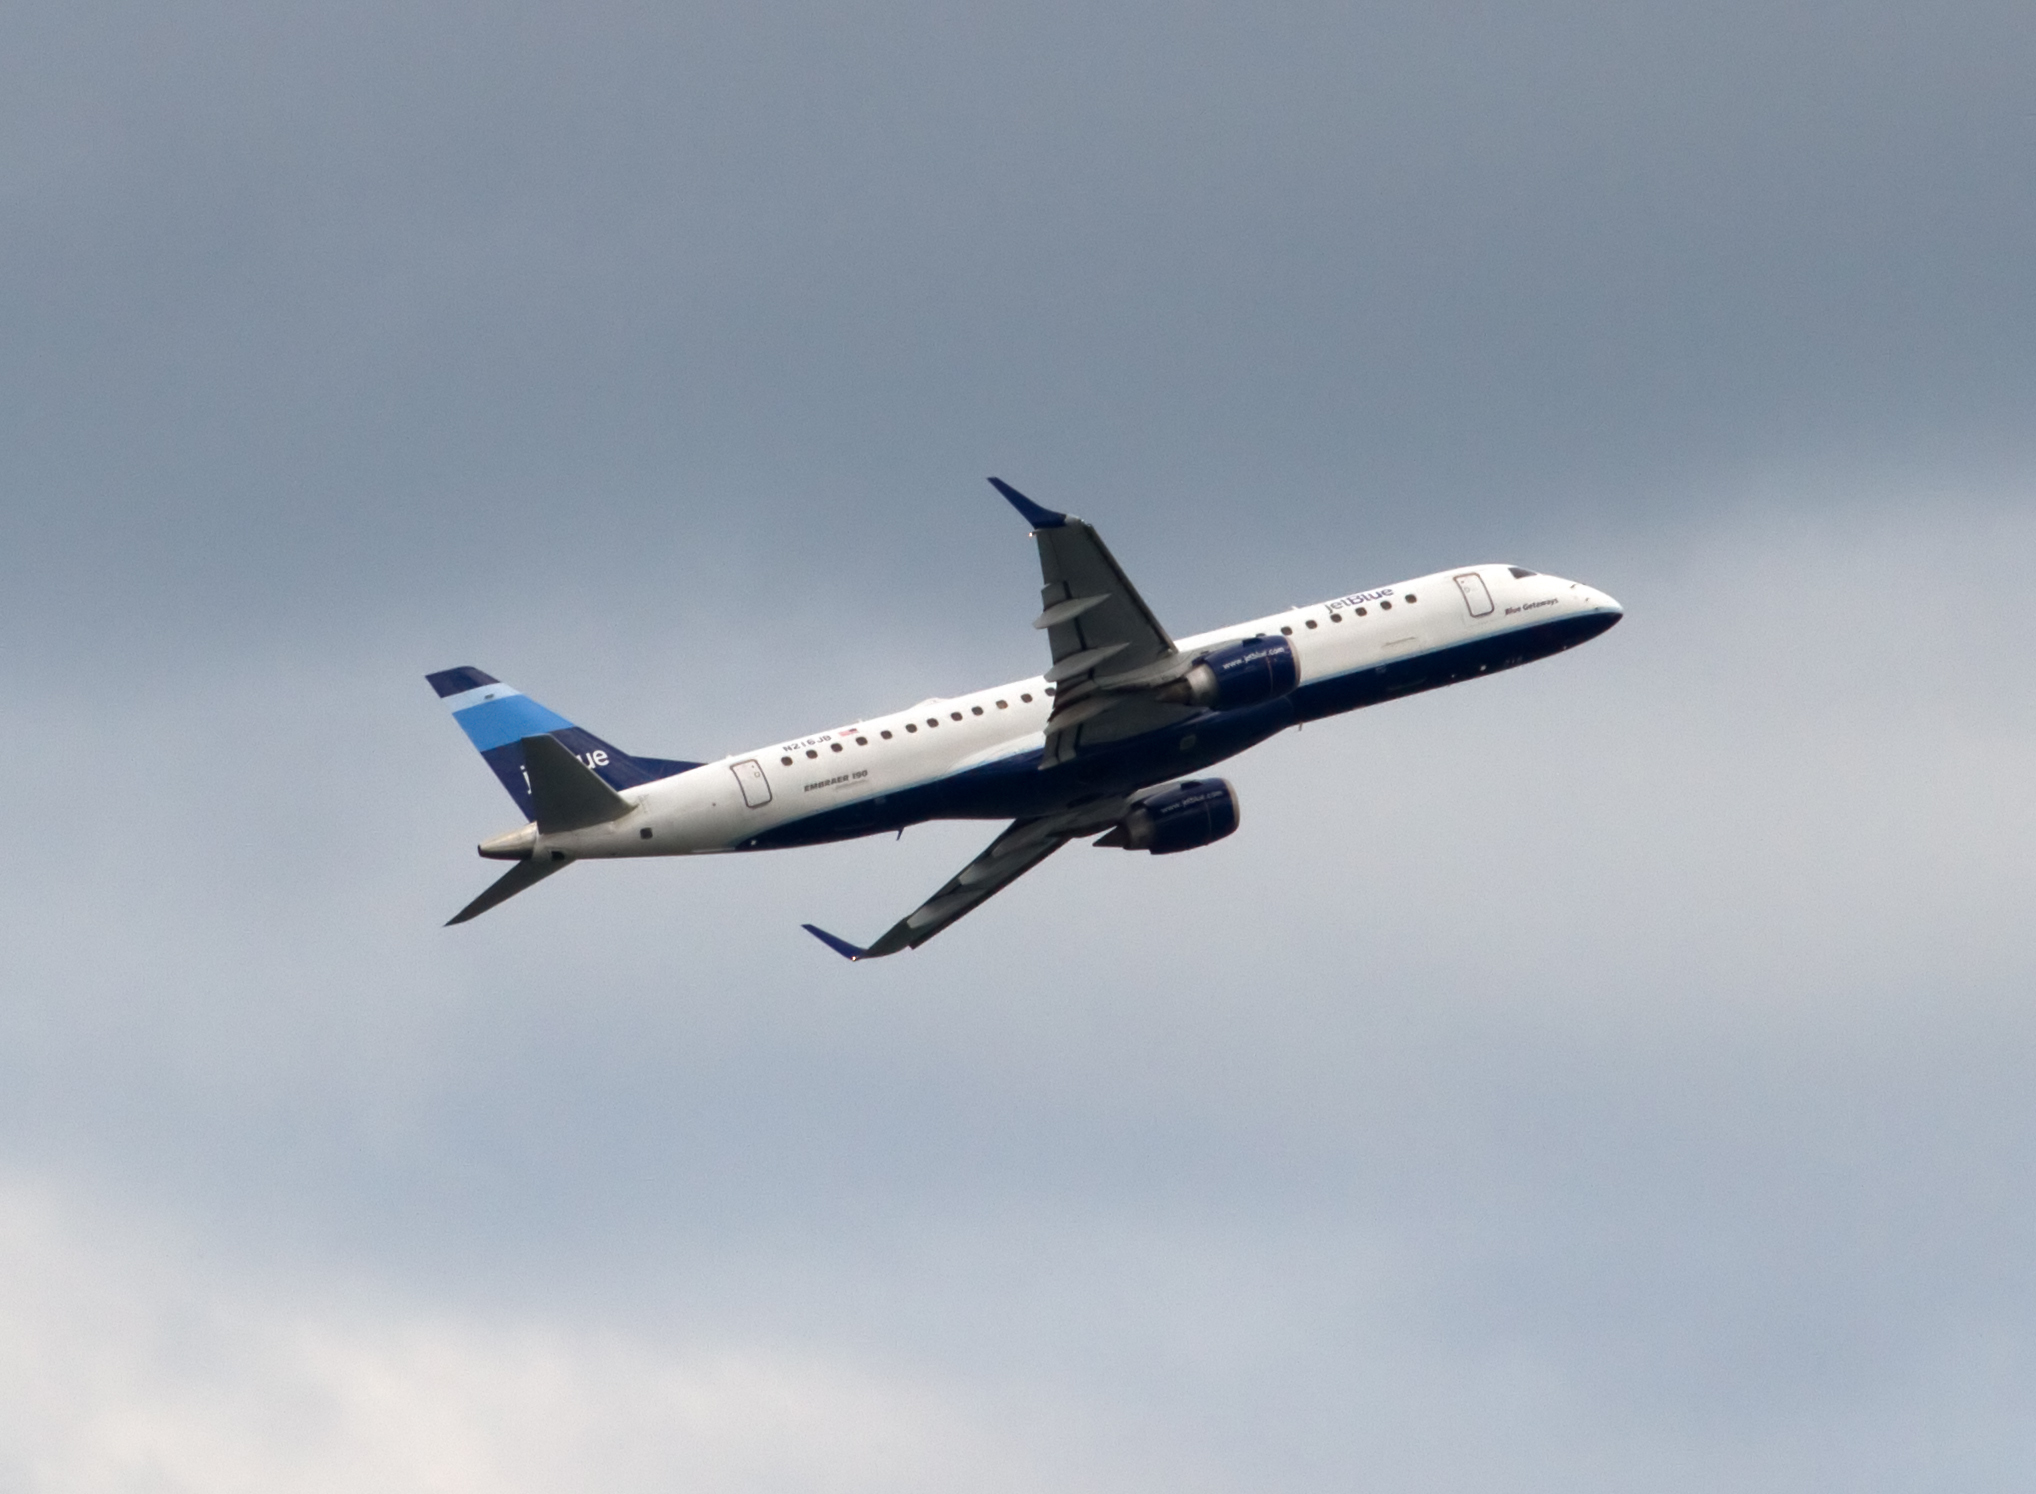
left=428, top=479, right=1623, bottom=958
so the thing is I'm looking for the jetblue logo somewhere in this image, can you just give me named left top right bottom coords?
left=518, top=747, right=612, bottom=792
left=1326, top=586, right=1395, bottom=610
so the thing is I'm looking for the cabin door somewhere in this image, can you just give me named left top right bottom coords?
left=730, top=759, right=773, bottom=808
left=1454, top=572, right=1495, bottom=618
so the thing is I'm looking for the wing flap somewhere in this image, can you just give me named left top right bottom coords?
left=991, top=478, right=1176, bottom=687
left=990, top=478, right=1198, bottom=770
left=1044, top=642, right=1129, bottom=682
left=1033, top=595, right=1108, bottom=630
left=1043, top=696, right=1203, bottom=767
left=863, top=832, right=1068, bottom=955
left=1032, top=524, right=1174, bottom=682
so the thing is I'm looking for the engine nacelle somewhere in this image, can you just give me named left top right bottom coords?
left=1095, top=778, right=1241, bottom=854
left=1157, top=635, right=1299, bottom=712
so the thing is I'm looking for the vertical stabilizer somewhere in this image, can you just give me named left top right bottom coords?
left=426, top=667, right=700, bottom=816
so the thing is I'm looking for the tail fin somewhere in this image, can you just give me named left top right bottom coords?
left=426, top=667, right=699, bottom=818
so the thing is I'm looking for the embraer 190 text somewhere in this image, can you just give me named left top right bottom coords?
left=430, top=480, right=1622, bottom=958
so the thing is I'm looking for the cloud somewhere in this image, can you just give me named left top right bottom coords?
left=0, top=1175, right=1102, bottom=1494
left=6, top=490, right=2034, bottom=1488
left=3, top=1, right=2034, bottom=1485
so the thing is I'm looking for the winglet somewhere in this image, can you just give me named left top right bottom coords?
left=802, top=923, right=869, bottom=961
left=989, top=477, right=1068, bottom=529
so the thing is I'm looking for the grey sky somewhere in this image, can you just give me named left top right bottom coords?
left=3, top=3, right=2034, bottom=1489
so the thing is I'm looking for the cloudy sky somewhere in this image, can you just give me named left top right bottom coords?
left=4, top=2, right=2034, bottom=1488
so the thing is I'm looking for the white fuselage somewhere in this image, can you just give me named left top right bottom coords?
left=519, top=565, right=1621, bottom=864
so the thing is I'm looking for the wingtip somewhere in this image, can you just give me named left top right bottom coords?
left=802, top=923, right=868, bottom=961
left=987, top=477, right=1068, bottom=529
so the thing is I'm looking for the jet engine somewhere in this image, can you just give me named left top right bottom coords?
left=1155, top=635, right=1298, bottom=712
left=1095, top=778, right=1241, bottom=854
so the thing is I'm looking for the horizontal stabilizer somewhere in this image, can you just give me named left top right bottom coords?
left=524, top=734, right=634, bottom=833
left=447, top=854, right=570, bottom=926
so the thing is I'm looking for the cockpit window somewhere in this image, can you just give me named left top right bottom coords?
left=1509, top=567, right=1538, bottom=579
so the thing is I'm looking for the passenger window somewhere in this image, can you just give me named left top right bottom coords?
left=997, top=700, right=1009, bottom=709
left=1021, top=692, right=1033, bottom=703
left=830, top=742, right=843, bottom=752
left=780, top=756, right=793, bottom=766
left=1406, top=593, right=1417, bottom=603
left=1329, top=612, right=1342, bottom=622
left=881, top=730, right=893, bottom=739
left=1356, top=606, right=1368, bottom=616
left=951, top=711, right=963, bottom=721
left=905, top=723, right=917, bottom=733
left=806, top=749, right=818, bottom=758
left=1380, top=600, right=1392, bottom=610
left=1281, top=625, right=1293, bottom=635
left=926, top=718, right=938, bottom=728
left=971, top=706, right=983, bottom=716
left=1305, top=619, right=1318, bottom=629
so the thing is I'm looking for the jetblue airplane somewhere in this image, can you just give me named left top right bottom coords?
left=430, top=480, right=1622, bottom=958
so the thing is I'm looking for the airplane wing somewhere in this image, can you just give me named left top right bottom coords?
left=989, top=478, right=1202, bottom=767
left=803, top=799, right=1129, bottom=960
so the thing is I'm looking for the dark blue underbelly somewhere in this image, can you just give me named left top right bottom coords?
left=1290, top=607, right=1618, bottom=721
left=741, top=611, right=1616, bottom=849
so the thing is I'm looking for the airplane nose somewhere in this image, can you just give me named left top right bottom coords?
left=1571, top=583, right=1622, bottom=626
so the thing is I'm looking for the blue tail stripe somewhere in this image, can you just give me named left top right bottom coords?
left=429, top=666, right=705, bottom=818
left=452, top=695, right=575, bottom=753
